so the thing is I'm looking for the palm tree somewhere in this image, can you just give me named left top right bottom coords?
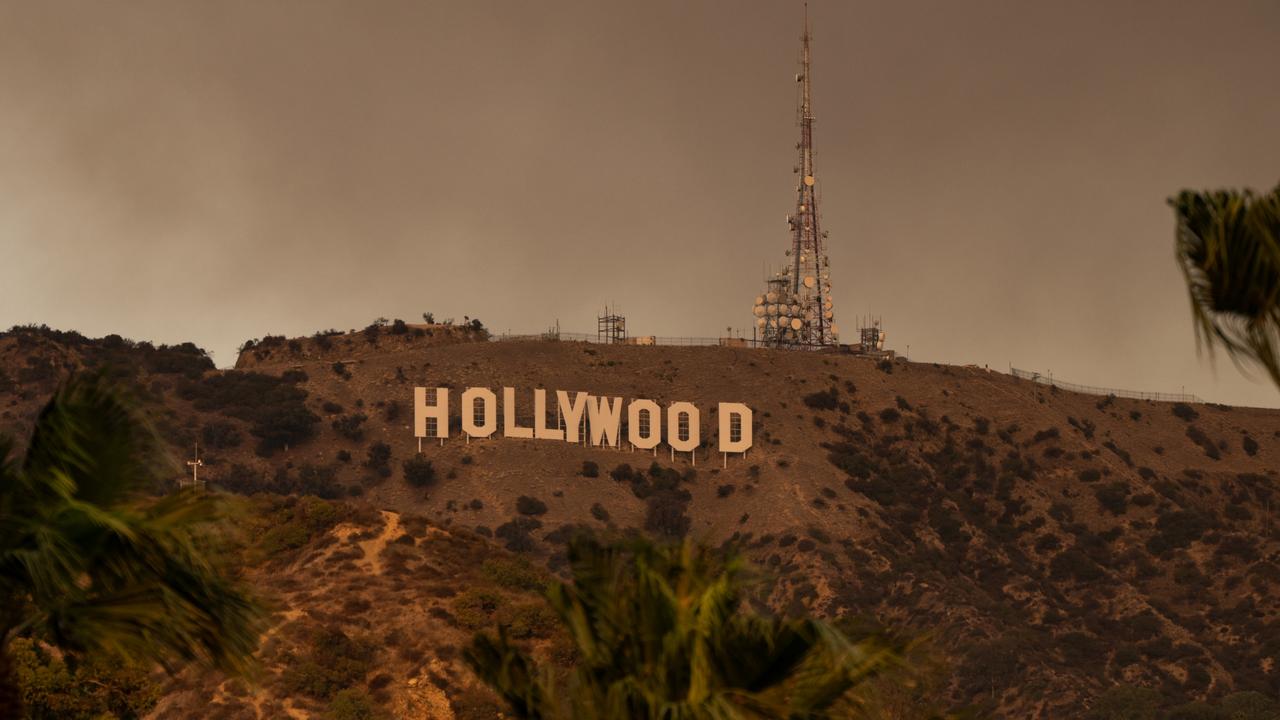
left=465, top=536, right=915, bottom=719
left=0, top=373, right=263, bottom=717
left=1171, top=184, right=1280, bottom=386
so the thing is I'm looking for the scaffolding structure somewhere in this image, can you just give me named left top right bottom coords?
left=597, top=306, right=626, bottom=344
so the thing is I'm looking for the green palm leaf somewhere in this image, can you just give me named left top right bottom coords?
left=1172, top=184, right=1280, bottom=385
left=0, top=373, right=263, bottom=717
left=466, top=535, right=918, bottom=720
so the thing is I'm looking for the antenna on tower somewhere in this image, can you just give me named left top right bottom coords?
left=747, top=3, right=840, bottom=349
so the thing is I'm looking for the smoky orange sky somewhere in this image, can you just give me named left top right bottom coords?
left=1, top=1, right=1278, bottom=406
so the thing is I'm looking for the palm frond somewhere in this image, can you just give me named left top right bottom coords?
left=1172, top=184, right=1280, bottom=386
left=0, top=373, right=262, bottom=680
left=468, top=535, right=917, bottom=720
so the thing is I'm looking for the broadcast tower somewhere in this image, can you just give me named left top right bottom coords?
left=752, top=6, right=838, bottom=347
left=791, top=6, right=836, bottom=345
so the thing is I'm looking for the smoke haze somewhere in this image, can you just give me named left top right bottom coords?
left=1, top=0, right=1278, bottom=405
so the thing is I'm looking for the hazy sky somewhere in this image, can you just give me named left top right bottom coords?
left=2, top=1, right=1278, bottom=406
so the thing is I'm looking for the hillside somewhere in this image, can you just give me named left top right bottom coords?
left=3, top=323, right=1280, bottom=718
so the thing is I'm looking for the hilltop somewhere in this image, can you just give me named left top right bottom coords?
left=2, top=323, right=1279, bottom=718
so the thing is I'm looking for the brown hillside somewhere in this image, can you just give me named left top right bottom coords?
left=3, top=323, right=1280, bottom=718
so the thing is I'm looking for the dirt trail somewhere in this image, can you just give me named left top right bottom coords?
left=359, top=510, right=400, bottom=575
left=319, top=510, right=402, bottom=575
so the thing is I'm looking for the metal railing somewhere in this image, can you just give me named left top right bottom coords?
left=1010, top=367, right=1203, bottom=404
left=493, top=331, right=773, bottom=349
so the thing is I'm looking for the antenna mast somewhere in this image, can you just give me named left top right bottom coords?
left=790, top=3, right=835, bottom=345
left=752, top=4, right=838, bottom=348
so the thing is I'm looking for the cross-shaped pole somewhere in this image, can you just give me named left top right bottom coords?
left=186, top=442, right=203, bottom=488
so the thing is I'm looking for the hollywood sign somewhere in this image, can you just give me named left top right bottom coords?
left=412, top=387, right=753, bottom=459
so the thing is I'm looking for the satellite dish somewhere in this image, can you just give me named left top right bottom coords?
left=790, top=318, right=803, bottom=331
left=755, top=317, right=767, bottom=328
left=752, top=305, right=766, bottom=318
left=803, top=276, right=815, bottom=288
left=803, top=175, right=815, bottom=186
left=790, top=304, right=801, bottom=315
left=766, top=291, right=778, bottom=303
left=754, top=295, right=764, bottom=305
left=824, top=310, right=834, bottom=320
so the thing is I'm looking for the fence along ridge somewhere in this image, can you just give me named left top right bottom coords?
left=493, top=331, right=762, bottom=348
left=1010, top=367, right=1203, bottom=404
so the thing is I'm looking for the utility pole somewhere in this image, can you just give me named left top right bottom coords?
left=186, top=442, right=203, bottom=489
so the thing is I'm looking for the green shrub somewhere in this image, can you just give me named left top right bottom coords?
left=517, top=495, right=548, bottom=516
left=581, top=460, right=599, bottom=478
left=332, top=413, right=368, bottom=441
left=802, top=388, right=839, bottom=410
left=1186, top=425, right=1221, bottom=460
left=507, top=603, right=558, bottom=639
left=1035, top=534, right=1062, bottom=553
left=452, top=589, right=506, bottom=630
left=1242, top=435, right=1259, bottom=456
left=9, top=637, right=159, bottom=719
left=403, top=455, right=437, bottom=488
left=327, top=688, right=381, bottom=720
left=1148, top=509, right=1213, bottom=554
left=1166, top=701, right=1225, bottom=720
left=495, top=517, right=542, bottom=552
left=1050, top=547, right=1104, bottom=582
left=1094, top=482, right=1130, bottom=515
left=1029, top=427, right=1059, bottom=443
left=365, top=442, right=392, bottom=476
left=1086, top=684, right=1161, bottom=720
left=178, top=371, right=319, bottom=456
left=282, top=626, right=377, bottom=700
left=1057, top=631, right=1105, bottom=665
left=201, top=420, right=242, bottom=449
left=481, top=557, right=546, bottom=591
